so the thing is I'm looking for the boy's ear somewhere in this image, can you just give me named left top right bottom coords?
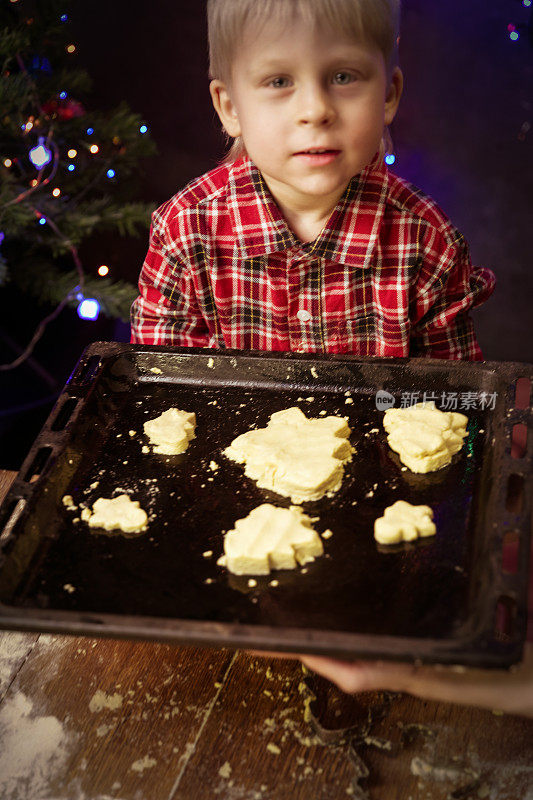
left=209, top=79, right=242, bottom=138
left=384, top=67, right=403, bottom=126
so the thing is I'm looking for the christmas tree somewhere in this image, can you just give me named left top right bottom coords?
left=0, top=0, right=156, bottom=368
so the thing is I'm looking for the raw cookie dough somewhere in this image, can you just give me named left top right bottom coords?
left=81, top=494, right=148, bottom=534
left=383, top=401, right=468, bottom=473
left=374, top=500, right=436, bottom=544
left=224, top=406, right=353, bottom=503
left=143, top=408, right=196, bottom=455
left=218, top=503, right=326, bottom=575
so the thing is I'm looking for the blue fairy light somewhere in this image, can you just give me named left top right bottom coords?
left=86, top=127, right=94, bottom=135
left=139, top=125, right=148, bottom=134
left=510, top=30, right=520, bottom=41
left=30, top=137, right=53, bottom=170
left=59, top=91, right=67, bottom=99
left=68, top=164, right=76, bottom=172
left=38, top=217, right=47, bottom=225
left=523, top=0, right=531, bottom=8
left=60, top=14, right=68, bottom=21
left=77, top=298, right=100, bottom=321
left=385, top=153, right=396, bottom=165
left=107, top=168, right=116, bottom=178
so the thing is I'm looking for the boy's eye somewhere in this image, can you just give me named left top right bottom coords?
left=333, top=71, right=355, bottom=85
left=269, top=77, right=290, bottom=89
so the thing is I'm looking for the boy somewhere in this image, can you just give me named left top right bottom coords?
left=130, top=0, right=533, bottom=717
left=130, top=0, right=495, bottom=359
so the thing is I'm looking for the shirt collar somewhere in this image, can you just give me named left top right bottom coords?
left=227, top=154, right=389, bottom=268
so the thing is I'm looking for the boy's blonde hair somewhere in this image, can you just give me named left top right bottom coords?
left=207, top=0, right=401, bottom=164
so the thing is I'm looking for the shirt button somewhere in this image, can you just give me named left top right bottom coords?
left=297, top=309, right=312, bottom=323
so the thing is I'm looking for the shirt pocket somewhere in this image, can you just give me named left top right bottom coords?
left=330, top=314, right=409, bottom=357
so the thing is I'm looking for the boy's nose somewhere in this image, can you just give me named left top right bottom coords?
left=296, top=85, right=336, bottom=126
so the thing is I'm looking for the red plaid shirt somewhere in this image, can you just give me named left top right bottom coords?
left=131, top=155, right=495, bottom=359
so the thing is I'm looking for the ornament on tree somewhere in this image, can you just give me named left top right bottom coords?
left=29, top=137, right=53, bottom=169
left=41, top=96, right=86, bottom=120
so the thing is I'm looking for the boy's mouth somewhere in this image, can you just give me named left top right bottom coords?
left=293, top=149, right=341, bottom=165
left=294, top=148, right=340, bottom=155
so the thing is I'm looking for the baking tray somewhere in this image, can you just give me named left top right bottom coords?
left=0, top=343, right=531, bottom=668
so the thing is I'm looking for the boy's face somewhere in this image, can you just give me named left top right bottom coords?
left=211, top=17, right=403, bottom=221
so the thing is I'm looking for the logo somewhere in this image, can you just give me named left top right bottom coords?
left=375, top=390, right=395, bottom=411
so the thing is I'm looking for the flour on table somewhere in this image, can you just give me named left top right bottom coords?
left=217, top=503, right=326, bottom=576
left=89, top=690, right=123, bottom=712
left=224, top=406, right=353, bottom=503
left=80, top=495, right=148, bottom=534
left=0, top=633, right=36, bottom=695
left=143, top=408, right=196, bottom=455
left=0, top=692, right=72, bottom=799
left=383, top=401, right=468, bottom=473
left=374, top=500, right=436, bottom=544
left=130, top=755, right=157, bottom=773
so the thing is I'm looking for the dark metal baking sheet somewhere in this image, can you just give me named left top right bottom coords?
left=0, top=343, right=531, bottom=668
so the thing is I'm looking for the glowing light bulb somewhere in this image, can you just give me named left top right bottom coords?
left=29, top=137, right=52, bottom=169
left=68, top=164, right=75, bottom=172
left=3, top=159, right=12, bottom=168
left=523, top=0, right=532, bottom=7
left=510, top=30, right=520, bottom=41
left=52, top=187, right=61, bottom=197
left=66, top=44, right=76, bottom=54
left=139, top=125, right=148, bottom=134
left=77, top=298, right=100, bottom=320
left=60, top=13, right=68, bottom=21
left=89, top=144, right=99, bottom=154
left=98, top=265, right=109, bottom=277
left=25, top=120, right=34, bottom=132
left=38, top=217, right=47, bottom=225
left=30, top=179, right=38, bottom=187
left=59, top=91, right=67, bottom=100
left=86, top=127, right=94, bottom=135
left=67, top=149, right=77, bottom=158
left=106, top=168, right=115, bottom=178
left=384, top=153, right=396, bottom=166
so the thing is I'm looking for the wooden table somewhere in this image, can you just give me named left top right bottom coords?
left=0, top=469, right=532, bottom=800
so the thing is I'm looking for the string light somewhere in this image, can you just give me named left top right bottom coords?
left=60, top=13, right=68, bottom=21
left=67, top=148, right=77, bottom=158
left=508, top=23, right=520, bottom=40
left=139, top=125, right=148, bottom=134
left=66, top=44, right=76, bottom=54
left=385, top=153, right=396, bottom=166
left=98, top=265, right=109, bottom=276
left=106, top=168, right=115, bottom=178
left=29, top=136, right=53, bottom=169
left=3, top=159, right=12, bottom=168
left=523, top=0, right=531, bottom=7
left=30, top=179, right=38, bottom=187
left=86, top=127, right=94, bottom=135
left=67, top=164, right=76, bottom=172
left=89, top=144, right=99, bottom=154
left=59, top=91, right=67, bottom=99
left=52, top=188, right=61, bottom=197
left=38, top=217, right=47, bottom=225
left=77, top=298, right=100, bottom=320
left=25, top=120, right=34, bottom=132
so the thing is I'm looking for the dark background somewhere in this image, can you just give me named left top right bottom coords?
left=1, top=0, right=532, bottom=469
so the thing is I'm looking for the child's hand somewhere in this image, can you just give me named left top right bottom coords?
left=300, top=645, right=533, bottom=718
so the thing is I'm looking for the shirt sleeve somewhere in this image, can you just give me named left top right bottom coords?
left=130, top=217, right=213, bottom=347
left=409, top=230, right=496, bottom=361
